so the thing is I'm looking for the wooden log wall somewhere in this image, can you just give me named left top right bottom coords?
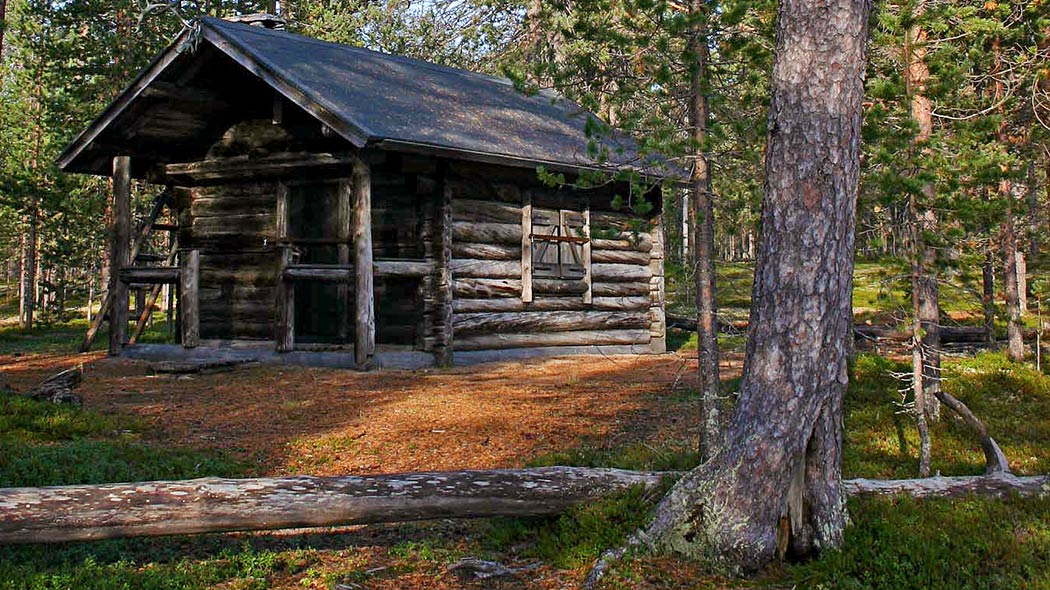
left=188, top=182, right=280, bottom=340
left=444, top=169, right=664, bottom=353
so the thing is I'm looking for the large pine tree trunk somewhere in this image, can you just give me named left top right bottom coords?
left=634, top=0, right=870, bottom=569
left=688, top=0, right=721, bottom=460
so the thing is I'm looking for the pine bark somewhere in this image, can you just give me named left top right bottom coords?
left=634, top=0, right=870, bottom=569
left=688, top=0, right=721, bottom=460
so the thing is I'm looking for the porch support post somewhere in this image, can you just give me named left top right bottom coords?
left=109, top=156, right=131, bottom=356
left=352, top=159, right=375, bottom=368
left=179, top=249, right=200, bottom=348
left=275, top=246, right=295, bottom=352
left=434, top=171, right=453, bottom=366
left=337, top=179, right=352, bottom=342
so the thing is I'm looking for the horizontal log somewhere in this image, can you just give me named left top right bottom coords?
left=591, top=249, right=651, bottom=265
left=454, top=329, right=651, bottom=351
left=591, top=263, right=652, bottom=283
left=375, top=259, right=434, bottom=277
left=451, top=296, right=651, bottom=314
left=453, top=278, right=522, bottom=298
left=844, top=473, right=1050, bottom=499
left=590, top=235, right=652, bottom=252
left=591, top=282, right=651, bottom=297
left=451, top=242, right=520, bottom=261
left=0, top=467, right=665, bottom=544
left=451, top=259, right=521, bottom=279
left=283, top=261, right=434, bottom=282
left=452, top=200, right=522, bottom=224
left=533, top=278, right=589, bottom=295
left=853, top=325, right=995, bottom=344
left=166, top=153, right=358, bottom=182
left=3, top=463, right=1046, bottom=545
left=284, top=265, right=353, bottom=283
left=119, top=267, right=180, bottom=285
left=453, top=311, right=651, bottom=337
left=452, top=222, right=522, bottom=245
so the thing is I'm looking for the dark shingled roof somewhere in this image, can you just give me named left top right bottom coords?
left=58, top=17, right=664, bottom=177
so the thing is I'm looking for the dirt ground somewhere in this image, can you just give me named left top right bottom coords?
left=0, top=350, right=743, bottom=477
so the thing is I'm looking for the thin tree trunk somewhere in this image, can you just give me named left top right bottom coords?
left=620, top=0, right=871, bottom=570
left=910, top=197, right=932, bottom=478
left=688, top=0, right=721, bottom=460
left=906, top=5, right=941, bottom=421
left=983, top=237, right=997, bottom=347
left=1003, top=206, right=1024, bottom=361
left=20, top=208, right=37, bottom=331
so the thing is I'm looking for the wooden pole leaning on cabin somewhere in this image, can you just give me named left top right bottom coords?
left=179, top=249, right=200, bottom=348
left=351, top=159, right=375, bottom=368
left=108, top=156, right=132, bottom=356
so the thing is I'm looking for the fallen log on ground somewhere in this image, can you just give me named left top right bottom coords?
left=845, top=473, right=1050, bottom=499
left=0, top=467, right=667, bottom=544
left=1, top=468, right=1047, bottom=545
left=27, top=366, right=82, bottom=406
left=666, top=316, right=1000, bottom=344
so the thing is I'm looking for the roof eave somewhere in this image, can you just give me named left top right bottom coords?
left=371, top=138, right=679, bottom=183
left=56, top=27, right=197, bottom=173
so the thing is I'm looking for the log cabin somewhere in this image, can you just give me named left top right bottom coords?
left=58, top=15, right=671, bottom=369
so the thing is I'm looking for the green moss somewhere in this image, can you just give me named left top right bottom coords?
left=792, top=495, right=1050, bottom=590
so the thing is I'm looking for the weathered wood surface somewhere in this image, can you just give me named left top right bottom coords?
left=434, top=180, right=454, bottom=366
left=591, top=282, right=651, bottom=297
left=109, top=156, right=132, bottom=356
left=452, top=222, right=522, bottom=245
left=533, top=278, right=589, bottom=296
left=165, top=153, right=359, bottom=183
left=453, top=278, right=522, bottom=299
left=82, top=188, right=170, bottom=353
left=129, top=240, right=180, bottom=345
left=590, top=235, right=652, bottom=252
left=521, top=196, right=533, bottom=303
left=27, top=367, right=83, bottom=406
left=0, top=467, right=665, bottom=544
left=452, top=296, right=651, bottom=314
left=453, top=311, right=651, bottom=337
left=2, top=466, right=1046, bottom=545
left=844, top=473, right=1050, bottom=499
left=451, top=259, right=521, bottom=279
left=454, top=329, right=651, bottom=351
left=452, top=242, right=519, bottom=261
left=353, top=159, right=375, bottom=368
left=275, top=246, right=295, bottom=352
left=591, top=263, right=652, bottom=283
left=179, top=249, right=200, bottom=348
left=119, top=267, right=180, bottom=285
left=452, top=199, right=521, bottom=224
left=591, top=249, right=650, bottom=265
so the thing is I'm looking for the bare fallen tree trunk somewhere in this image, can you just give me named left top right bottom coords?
left=845, top=473, right=1049, bottom=499
left=0, top=467, right=666, bottom=545
left=2, top=467, right=1045, bottom=546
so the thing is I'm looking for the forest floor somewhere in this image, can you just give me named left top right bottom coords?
left=2, top=344, right=1050, bottom=589
left=1, top=259, right=1050, bottom=589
